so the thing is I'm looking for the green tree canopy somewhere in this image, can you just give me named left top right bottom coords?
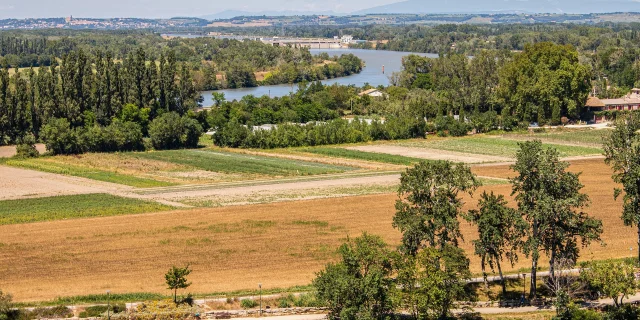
left=165, top=265, right=192, bottom=304
left=393, top=161, right=480, bottom=255
left=511, top=140, right=603, bottom=298
left=581, top=260, right=638, bottom=307
left=314, top=233, right=394, bottom=320
left=603, top=113, right=640, bottom=264
left=465, top=191, right=527, bottom=294
left=497, top=42, right=591, bottom=124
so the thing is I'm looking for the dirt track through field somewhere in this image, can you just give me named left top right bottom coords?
left=346, top=145, right=512, bottom=163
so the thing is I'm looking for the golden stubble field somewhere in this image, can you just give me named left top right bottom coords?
left=0, top=159, right=635, bottom=302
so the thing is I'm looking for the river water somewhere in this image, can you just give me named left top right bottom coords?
left=200, top=49, right=438, bottom=105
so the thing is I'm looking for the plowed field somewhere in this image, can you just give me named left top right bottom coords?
left=0, top=159, right=634, bottom=302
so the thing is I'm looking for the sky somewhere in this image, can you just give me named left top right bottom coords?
left=0, top=0, right=401, bottom=19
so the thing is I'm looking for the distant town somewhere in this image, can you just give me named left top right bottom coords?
left=4, top=12, right=640, bottom=30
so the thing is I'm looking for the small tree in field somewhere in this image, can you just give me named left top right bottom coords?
left=165, top=265, right=192, bottom=304
left=465, top=191, right=526, bottom=294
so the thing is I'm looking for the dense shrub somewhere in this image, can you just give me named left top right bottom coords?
left=14, top=134, right=39, bottom=158
left=111, top=299, right=197, bottom=320
left=82, top=121, right=145, bottom=152
left=435, top=116, right=470, bottom=137
left=240, top=299, right=258, bottom=309
left=79, top=304, right=127, bottom=318
left=40, top=118, right=83, bottom=155
left=149, top=112, right=203, bottom=150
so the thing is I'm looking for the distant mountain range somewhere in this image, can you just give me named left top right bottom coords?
left=204, top=0, right=640, bottom=20
left=355, top=0, right=640, bottom=15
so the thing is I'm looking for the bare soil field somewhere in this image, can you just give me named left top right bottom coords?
left=0, top=144, right=46, bottom=158
left=0, top=159, right=633, bottom=302
left=347, top=145, right=511, bottom=163
left=0, top=166, right=130, bottom=201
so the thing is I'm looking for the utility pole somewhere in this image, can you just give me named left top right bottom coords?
left=107, top=290, right=111, bottom=320
left=258, top=283, right=262, bottom=317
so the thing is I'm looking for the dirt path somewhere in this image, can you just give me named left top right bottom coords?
left=346, top=145, right=512, bottom=163
left=135, top=173, right=401, bottom=203
left=0, top=165, right=131, bottom=201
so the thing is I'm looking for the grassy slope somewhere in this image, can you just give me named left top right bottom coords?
left=3, top=158, right=174, bottom=188
left=398, top=136, right=603, bottom=158
left=132, top=149, right=353, bottom=176
left=0, top=194, right=173, bottom=225
left=299, top=147, right=424, bottom=166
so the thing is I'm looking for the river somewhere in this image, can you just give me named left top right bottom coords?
left=200, top=49, right=438, bottom=105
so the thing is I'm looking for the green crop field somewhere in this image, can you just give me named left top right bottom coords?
left=502, top=129, right=610, bottom=146
left=299, top=147, right=424, bottom=166
left=0, top=194, right=173, bottom=225
left=3, top=158, right=174, bottom=188
left=132, top=149, right=354, bottom=176
left=397, top=136, right=603, bottom=158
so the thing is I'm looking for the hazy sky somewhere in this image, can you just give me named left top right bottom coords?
left=0, top=0, right=401, bottom=19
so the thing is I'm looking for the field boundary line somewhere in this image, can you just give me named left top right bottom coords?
left=131, top=171, right=404, bottom=195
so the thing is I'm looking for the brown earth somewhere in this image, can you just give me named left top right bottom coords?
left=347, top=145, right=512, bottom=163
left=0, top=159, right=634, bottom=302
left=0, top=166, right=130, bottom=201
left=0, top=144, right=46, bottom=158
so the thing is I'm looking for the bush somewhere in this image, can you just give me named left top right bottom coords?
left=25, top=305, right=73, bottom=319
left=79, top=304, right=127, bottom=318
left=240, top=299, right=258, bottom=309
left=603, top=304, right=640, bottom=320
left=0, top=290, right=12, bottom=320
left=41, top=118, right=83, bottom=155
left=149, top=112, right=203, bottom=150
left=14, top=134, right=39, bottom=158
left=112, top=299, right=197, bottom=320
left=82, top=121, right=144, bottom=153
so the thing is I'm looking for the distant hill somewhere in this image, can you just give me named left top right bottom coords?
left=202, top=10, right=339, bottom=20
left=356, top=0, right=640, bottom=15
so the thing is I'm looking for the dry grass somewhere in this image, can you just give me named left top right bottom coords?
left=0, top=159, right=634, bottom=303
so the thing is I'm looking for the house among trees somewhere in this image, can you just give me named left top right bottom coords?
left=585, top=88, right=640, bottom=123
left=358, top=88, right=386, bottom=98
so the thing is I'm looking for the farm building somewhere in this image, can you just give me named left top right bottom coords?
left=358, top=88, right=386, bottom=98
left=584, top=88, right=640, bottom=123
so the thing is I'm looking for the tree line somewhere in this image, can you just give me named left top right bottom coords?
left=0, top=47, right=205, bottom=152
left=0, top=31, right=363, bottom=91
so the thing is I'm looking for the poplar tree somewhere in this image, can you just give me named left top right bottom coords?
left=603, top=113, right=640, bottom=264
left=511, top=141, right=602, bottom=298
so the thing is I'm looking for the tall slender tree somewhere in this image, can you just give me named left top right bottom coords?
left=603, top=113, right=640, bottom=264
left=511, top=140, right=602, bottom=298
left=465, top=191, right=526, bottom=294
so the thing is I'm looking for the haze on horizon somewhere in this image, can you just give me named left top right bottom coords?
left=0, top=0, right=400, bottom=19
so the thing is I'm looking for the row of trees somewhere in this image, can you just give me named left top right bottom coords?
left=0, top=47, right=203, bottom=150
left=315, top=139, right=606, bottom=319
left=212, top=116, right=427, bottom=149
